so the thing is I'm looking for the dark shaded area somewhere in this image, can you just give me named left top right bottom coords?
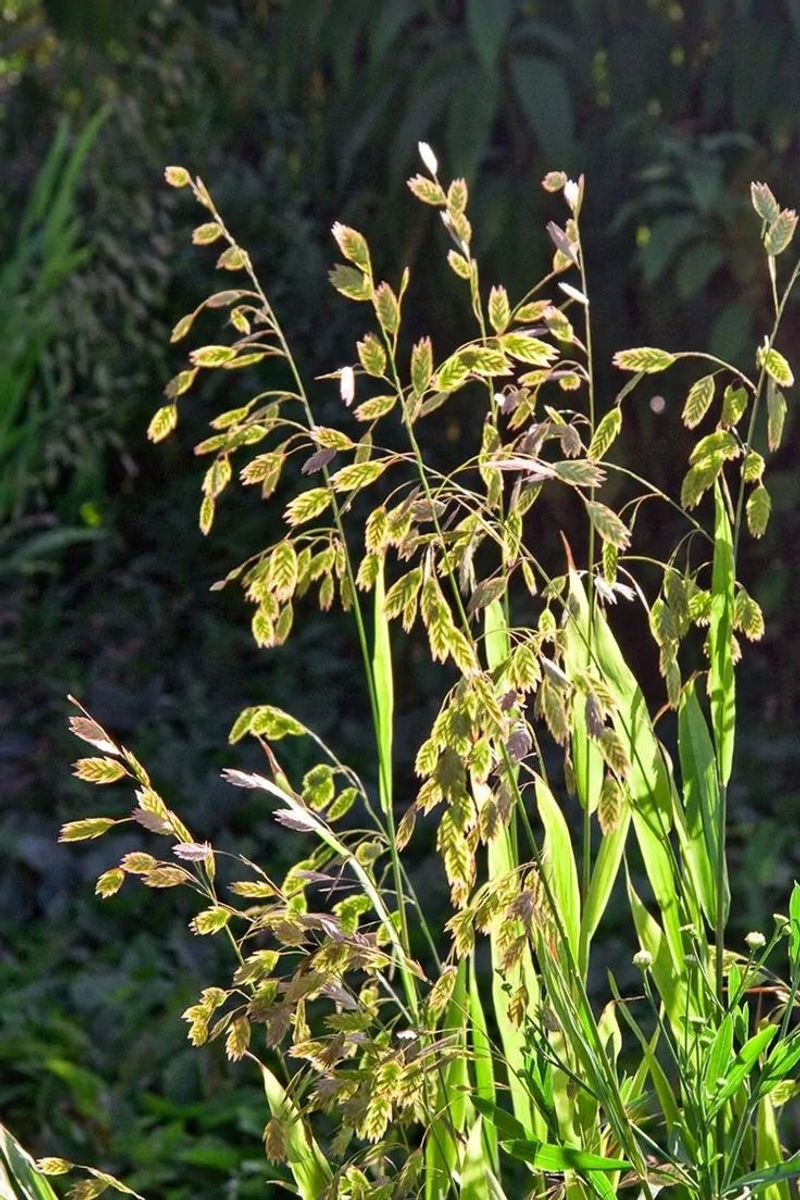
left=2, top=1, right=800, bottom=1194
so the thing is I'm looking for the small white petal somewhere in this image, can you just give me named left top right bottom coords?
left=564, top=179, right=580, bottom=210
left=559, top=281, right=589, bottom=306
left=418, top=141, right=438, bottom=175
left=594, top=577, right=616, bottom=604
left=340, top=365, right=355, bottom=406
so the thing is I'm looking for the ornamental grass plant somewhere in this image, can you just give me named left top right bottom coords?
left=19, top=149, right=800, bottom=1200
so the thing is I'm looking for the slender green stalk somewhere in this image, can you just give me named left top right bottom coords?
left=576, top=199, right=597, bottom=910
left=201, top=191, right=417, bottom=992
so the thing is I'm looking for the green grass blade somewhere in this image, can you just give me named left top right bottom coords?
left=709, top=1025, right=777, bottom=1117
left=631, top=800, right=687, bottom=970
left=484, top=597, right=511, bottom=670
left=469, top=954, right=499, bottom=1171
left=483, top=601, right=539, bottom=1133
left=724, top=1158, right=800, bottom=1198
left=373, top=558, right=394, bottom=815
left=260, top=1064, right=331, bottom=1199
left=460, top=1117, right=491, bottom=1200
left=626, top=874, right=689, bottom=1036
left=0, top=1125, right=60, bottom=1200
left=580, top=811, right=631, bottom=968
left=608, top=975, right=680, bottom=1133
left=535, top=779, right=580, bottom=959
left=755, top=1097, right=792, bottom=1200
left=503, top=1140, right=631, bottom=1172
left=709, top=483, right=736, bottom=785
left=704, top=1013, right=734, bottom=1095
left=679, top=680, right=728, bottom=927
left=425, top=961, right=470, bottom=1200
left=565, top=568, right=671, bottom=825
left=562, top=575, right=603, bottom=818
left=565, top=568, right=686, bottom=964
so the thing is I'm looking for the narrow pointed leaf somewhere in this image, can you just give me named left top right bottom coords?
left=503, top=1140, right=631, bottom=1172
left=536, top=779, right=580, bottom=957
left=709, top=485, right=735, bottom=785
left=461, top=1117, right=491, bottom=1200
left=679, top=680, right=728, bottom=927
left=260, top=1066, right=331, bottom=1199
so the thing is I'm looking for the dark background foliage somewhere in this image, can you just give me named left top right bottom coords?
left=2, top=1, right=800, bottom=1195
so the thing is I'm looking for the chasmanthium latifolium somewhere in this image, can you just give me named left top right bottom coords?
left=53, top=151, right=800, bottom=1200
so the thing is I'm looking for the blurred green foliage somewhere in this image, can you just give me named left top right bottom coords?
left=3, top=1, right=800, bottom=1195
left=0, top=113, right=104, bottom=533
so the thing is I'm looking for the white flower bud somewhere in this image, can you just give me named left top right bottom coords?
left=564, top=178, right=580, bottom=211
left=418, top=141, right=438, bottom=176
left=745, top=931, right=766, bottom=950
left=339, top=366, right=355, bottom=407
left=633, top=949, right=653, bottom=970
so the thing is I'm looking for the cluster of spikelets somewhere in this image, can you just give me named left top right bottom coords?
left=51, top=148, right=800, bottom=1200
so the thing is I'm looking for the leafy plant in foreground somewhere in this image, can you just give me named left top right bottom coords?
left=48, top=153, right=800, bottom=1199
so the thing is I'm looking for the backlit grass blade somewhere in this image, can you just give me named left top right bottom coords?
left=709, top=483, right=735, bottom=786
left=425, top=961, right=470, bottom=1200
left=565, top=568, right=685, bottom=965
left=503, top=1140, right=631, bottom=1172
left=469, top=954, right=499, bottom=1172
left=483, top=600, right=540, bottom=1133
left=562, top=568, right=603, bottom=819
left=580, top=811, right=631, bottom=969
left=632, top=797, right=689, bottom=973
left=550, top=1035, right=579, bottom=1146
left=536, top=778, right=580, bottom=958
left=0, top=1125, right=59, bottom=1200
left=608, top=976, right=680, bottom=1134
left=754, top=1097, right=793, bottom=1200
left=373, top=558, right=394, bottom=815
left=724, top=1159, right=800, bottom=1199
left=461, top=1117, right=491, bottom=1200
left=709, top=1025, right=777, bottom=1117
left=260, top=1064, right=331, bottom=1200
left=679, top=679, right=728, bottom=927
left=626, top=873, right=689, bottom=1036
